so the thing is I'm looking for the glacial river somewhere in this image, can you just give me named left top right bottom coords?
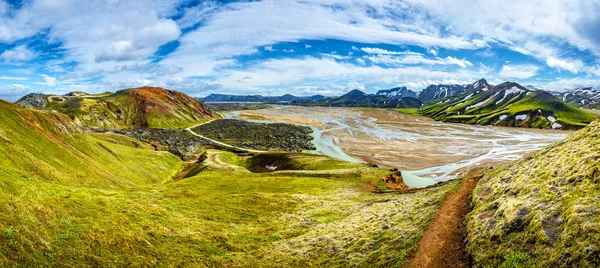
left=226, top=106, right=569, bottom=188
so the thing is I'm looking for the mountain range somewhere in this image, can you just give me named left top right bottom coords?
left=420, top=81, right=597, bottom=129
left=202, top=93, right=325, bottom=103
left=294, top=89, right=423, bottom=108
left=375, top=87, right=418, bottom=99
left=16, top=87, right=214, bottom=129
left=551, top=87, right=600, bottom=109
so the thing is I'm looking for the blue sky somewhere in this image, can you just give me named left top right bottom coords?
left=1, top=0, right=600, bottom=101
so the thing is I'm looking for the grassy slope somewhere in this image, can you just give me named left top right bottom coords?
left=0, top=100, right=182, bottom=187
left=0, top=101, right=460, bottom=266
left=420, top=90, right=597, bottom=129
left=466, top=120, right=600, bottom=267
left=46, top=87, right=213, bottom=129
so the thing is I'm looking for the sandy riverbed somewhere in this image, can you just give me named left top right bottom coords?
left=227, top=106, right=569, bottom=187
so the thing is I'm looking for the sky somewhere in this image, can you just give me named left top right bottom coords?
left=1, top=0, right=600, bottom=101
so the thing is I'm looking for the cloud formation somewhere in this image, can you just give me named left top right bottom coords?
left=0, top=0, right=599, bottom=100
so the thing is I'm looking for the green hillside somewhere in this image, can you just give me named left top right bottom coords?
left=466, top=120, right=600, bottom=266
left=17, top=87, right=214, bottom=129
left=0, top=100, right=460, bottom=266
left=420, top=82, right=597, bottom=130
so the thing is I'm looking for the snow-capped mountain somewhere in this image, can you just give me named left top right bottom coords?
left=552, top=87, right=600, bottom=108
left=417, top=84, right=466, bottom=103
left=375, top=87, right=418, bottom=99
left=420, top=81, right=597, bottom=130
left=417, top=78, right=490, bottom=103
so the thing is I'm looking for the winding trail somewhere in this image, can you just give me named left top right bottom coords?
left=403, top=168, right=484, bottom=268
left=185, top=120, right=268, bottom=153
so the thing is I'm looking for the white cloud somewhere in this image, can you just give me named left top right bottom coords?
left=499, top=64, right=540, bottom=79
left=361, top=47, right=415, bottom=55
left=264, top=46, right=274, bottom=52
left=0, top=84, right=29, bottom=100
left=213, top=56, right=488, bottom=93
left=38, top=74, right=57, bottom=87
left=0, top=45, right=36, bottom=61
left=0, top=0, right=599, bottom=95
left=94, top=19, right=180, bottom=62
left=366, top=54, right=472, bottom=68
left=546, top=57, right=582, bottom=73
left=347, top=82, right=365, bottom=90
left=536, top=77, right=600, bottom=91
left=445, top=56, right=473, bottom=68
left=0, top=76, right=28, bottom=80
left=321, top=53, right=351, bottom=60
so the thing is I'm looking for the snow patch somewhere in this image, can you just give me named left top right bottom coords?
left=266, top=165, right=278, bottom=171
left=547, top=116, right=556, bottom=122
left=515, top=114, right=527, bottom=120
left=462, top=93, right=474, bottom=101
left=496, top=87, right=523, bottom=105
left=499, top=115, right=508, bottom=120
left=552, top=123, right=562, bottom=129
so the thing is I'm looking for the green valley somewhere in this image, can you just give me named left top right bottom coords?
left=0, top=99, right=460, bottom=267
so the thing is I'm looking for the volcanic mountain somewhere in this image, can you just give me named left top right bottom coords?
left=16, top=87, right=214, bottom=129
left=420, top=81, right=597, bottom=129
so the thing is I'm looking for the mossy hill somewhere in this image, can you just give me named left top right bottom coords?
left=16, top=87, right=213, bottom=129
left=466, top=120, right=600, bottom=266
left=0, top=100, right=459, bottom=266
left=419, top=81, right=597, bottom=130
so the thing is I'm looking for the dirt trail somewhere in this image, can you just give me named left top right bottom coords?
left=403, top=168, right=484, bottom=268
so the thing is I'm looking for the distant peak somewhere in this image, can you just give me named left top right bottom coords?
left=347, top=89, right=366, bottom=94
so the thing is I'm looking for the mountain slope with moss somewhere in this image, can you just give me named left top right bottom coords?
left=16, top=87, right=213, bottom=129
left=0, top=100, right=461, bottom=266
left=466, top=120, right=600, bottom=266
left=419, top=81, right=597, bottom=130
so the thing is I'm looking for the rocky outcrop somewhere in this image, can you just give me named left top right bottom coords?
left=383, top=171, right=409, bottom=189
left=192, top=119, right=316, bottom=152
left=15, top=93, right=49, bottom=109
left=115, top=128, right=211, bottom=160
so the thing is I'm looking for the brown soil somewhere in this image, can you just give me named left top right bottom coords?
left=403, top=168, right=485, bottom=268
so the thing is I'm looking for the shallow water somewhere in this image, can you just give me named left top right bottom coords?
left=227, top=106, right=569, bottom=188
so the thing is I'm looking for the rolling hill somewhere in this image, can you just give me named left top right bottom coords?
left=419, top=81, right=598, bottom=130
left=16, top=87, right=214, bottom=129
left=467, top=119, right=600, bottom=266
